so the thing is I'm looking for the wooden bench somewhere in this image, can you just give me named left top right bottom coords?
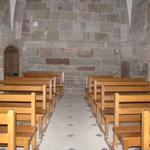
left=0, top=84, right=47, bottom=139
left=87, top=77, right=121, bottom=105
left=141, top=111, right=150, bottom=150
left=0, top=110, right=15, bottom=150
left=90, top=79, right=149, bottom=115
left=0, top=79, right=54, bottom=114
left=94, top=81, right=150, bottom=137
left=85, top=75, right=114, bottom=96
left=5, top=76, right=56, bottom=100
left=22, top=71, right=64, bottom=98
left=87, top=77, right=137, bottom=105
left=0, top=93, right=37, bottom=150
left=94, top=82, right=150, bottom=137
left=113, top=93, right=150, bottom=150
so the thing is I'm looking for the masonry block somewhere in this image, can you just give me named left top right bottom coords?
left=32, top=2, right=47, bottom=10
left=39, top=48, right=53, bottom=57
left=46, top=21, right=58, bottom=31
left=93, top=14, right=106, bottom=22
left=51, top=11, right=62, bottom=20
left=46, top=58, right=70, bottom=65
left=62, top=2, right=73, bottom=11
left=31, top=30, right=47, bottom=40
left=77, top=49, right=93, bottom=57
left=100, top=22, right=113, bottom=32
left=62, top=11, right=77, bottom=20
left=107, top=14, right=119, bottom=22
left=78, top=13, right=92, bottom=21
left=74, top=1, right=87, bottom=12
left=88, top=3, right=98, bottom=12
left=33, top=10, right=50, bottom=19
left=54, top=48, right=78, bottom=57
left=76, top=66, right=95, bottom=71
left=71, top=58, right=99, bottom=65
left=47, top=31, right=59, bottom=41
left=99, top=4, right=113, bottom=13
left=95, top=33, right=108, bottom=41
left=27, top=57, right=45, bottom=64
left=83, top=32, right=95, bottom=42
left=59, top=21, right=73, bottom=31
left=23, top=47, right=39, bottom=56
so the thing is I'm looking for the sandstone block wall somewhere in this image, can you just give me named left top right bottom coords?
left=128, top=0, right=150, bottom=79
left=21, top=0, right=129, bottom=92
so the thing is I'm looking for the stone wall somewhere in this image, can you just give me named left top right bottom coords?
left=128, top=0, right=150, bottom=79
left=0, top=0, right=18, bottom=79
left=21, top=0, right=130, bottom=92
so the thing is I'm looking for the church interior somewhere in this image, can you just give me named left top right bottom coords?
left=0, top=0, right=150, bottom=149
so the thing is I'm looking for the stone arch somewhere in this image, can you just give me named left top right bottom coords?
left=4, top=45, right=20, bottom=78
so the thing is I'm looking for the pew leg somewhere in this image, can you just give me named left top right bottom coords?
left=123, top=144, right=128, bottom=150
left=96, top=106, right=100, bottom=125
left=92, top=103, right=96, bottom=116
left=38, top=117, right=43, bottom=138
left=31, top=134, right=36, bottom=150
left=113, top=134, right=118, bottom=150
left=24, top=141, right=30, bottom=150
left=105, top=119, right=109, bottom=137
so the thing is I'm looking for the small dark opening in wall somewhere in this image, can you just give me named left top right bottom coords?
left=4, top=45, right=20, bottom=78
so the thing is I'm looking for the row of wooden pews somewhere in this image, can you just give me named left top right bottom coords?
left=85, top=74, right=150, bottom=150
left=0, top=71, right=64, bottom=150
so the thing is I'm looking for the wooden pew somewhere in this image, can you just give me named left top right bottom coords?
left=23, top=71, right=64, bottom=84
left=0, top=93, right=37, bottom=150
left=87, top=77, right=120, bottom=105
left=142, top=111, right=150, bottom=150
left=94, top=81, right=150, bottom=136
left=88, top=76, right=146, bottom=101
left=86, top=76, right=116, bottom=96
left=90, top=79, right=149, bottom=116
left=85, top=75, right=114, bottom=94
left=113, top=93, right=150, bottom=150
left=23, top=71, right=64, bottom=98
left=0, top=79, right=54, bottom=115
left=5, top=76, right=56, bottom=99
left=0, top=84, right=47, bottom=139
left=0, top=110, right=15, bottom=150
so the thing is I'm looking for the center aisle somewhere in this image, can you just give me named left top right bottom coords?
left=39, top=93, right=109, bottom=150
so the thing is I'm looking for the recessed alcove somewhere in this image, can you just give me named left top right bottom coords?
left=4, top=45, right=20, bottom=78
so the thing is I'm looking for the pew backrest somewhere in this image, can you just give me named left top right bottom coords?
left=0, top=93, right=36, bottom=125
left=114, top=93, right=150, bottom=127
left=142, top=111, right=150, bottom=150
left=0, top=110, right=16, bottom=150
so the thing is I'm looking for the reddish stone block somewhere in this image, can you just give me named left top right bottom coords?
left=46, top=58, right=70, bottom=65
left=88, top=3, right=98, bottom=12
left=76, top=66, right=95, bottom=71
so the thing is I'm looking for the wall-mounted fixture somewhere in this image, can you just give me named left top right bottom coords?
left=33, top=21, right=39, bottom=27
left=114, top=48, right=120, bottom=55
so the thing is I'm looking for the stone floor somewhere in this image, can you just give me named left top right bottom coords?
left=39, top=93, right=109, bottom=150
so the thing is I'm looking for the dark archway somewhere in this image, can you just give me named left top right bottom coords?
left=4, top=45, right=20, bottom=78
